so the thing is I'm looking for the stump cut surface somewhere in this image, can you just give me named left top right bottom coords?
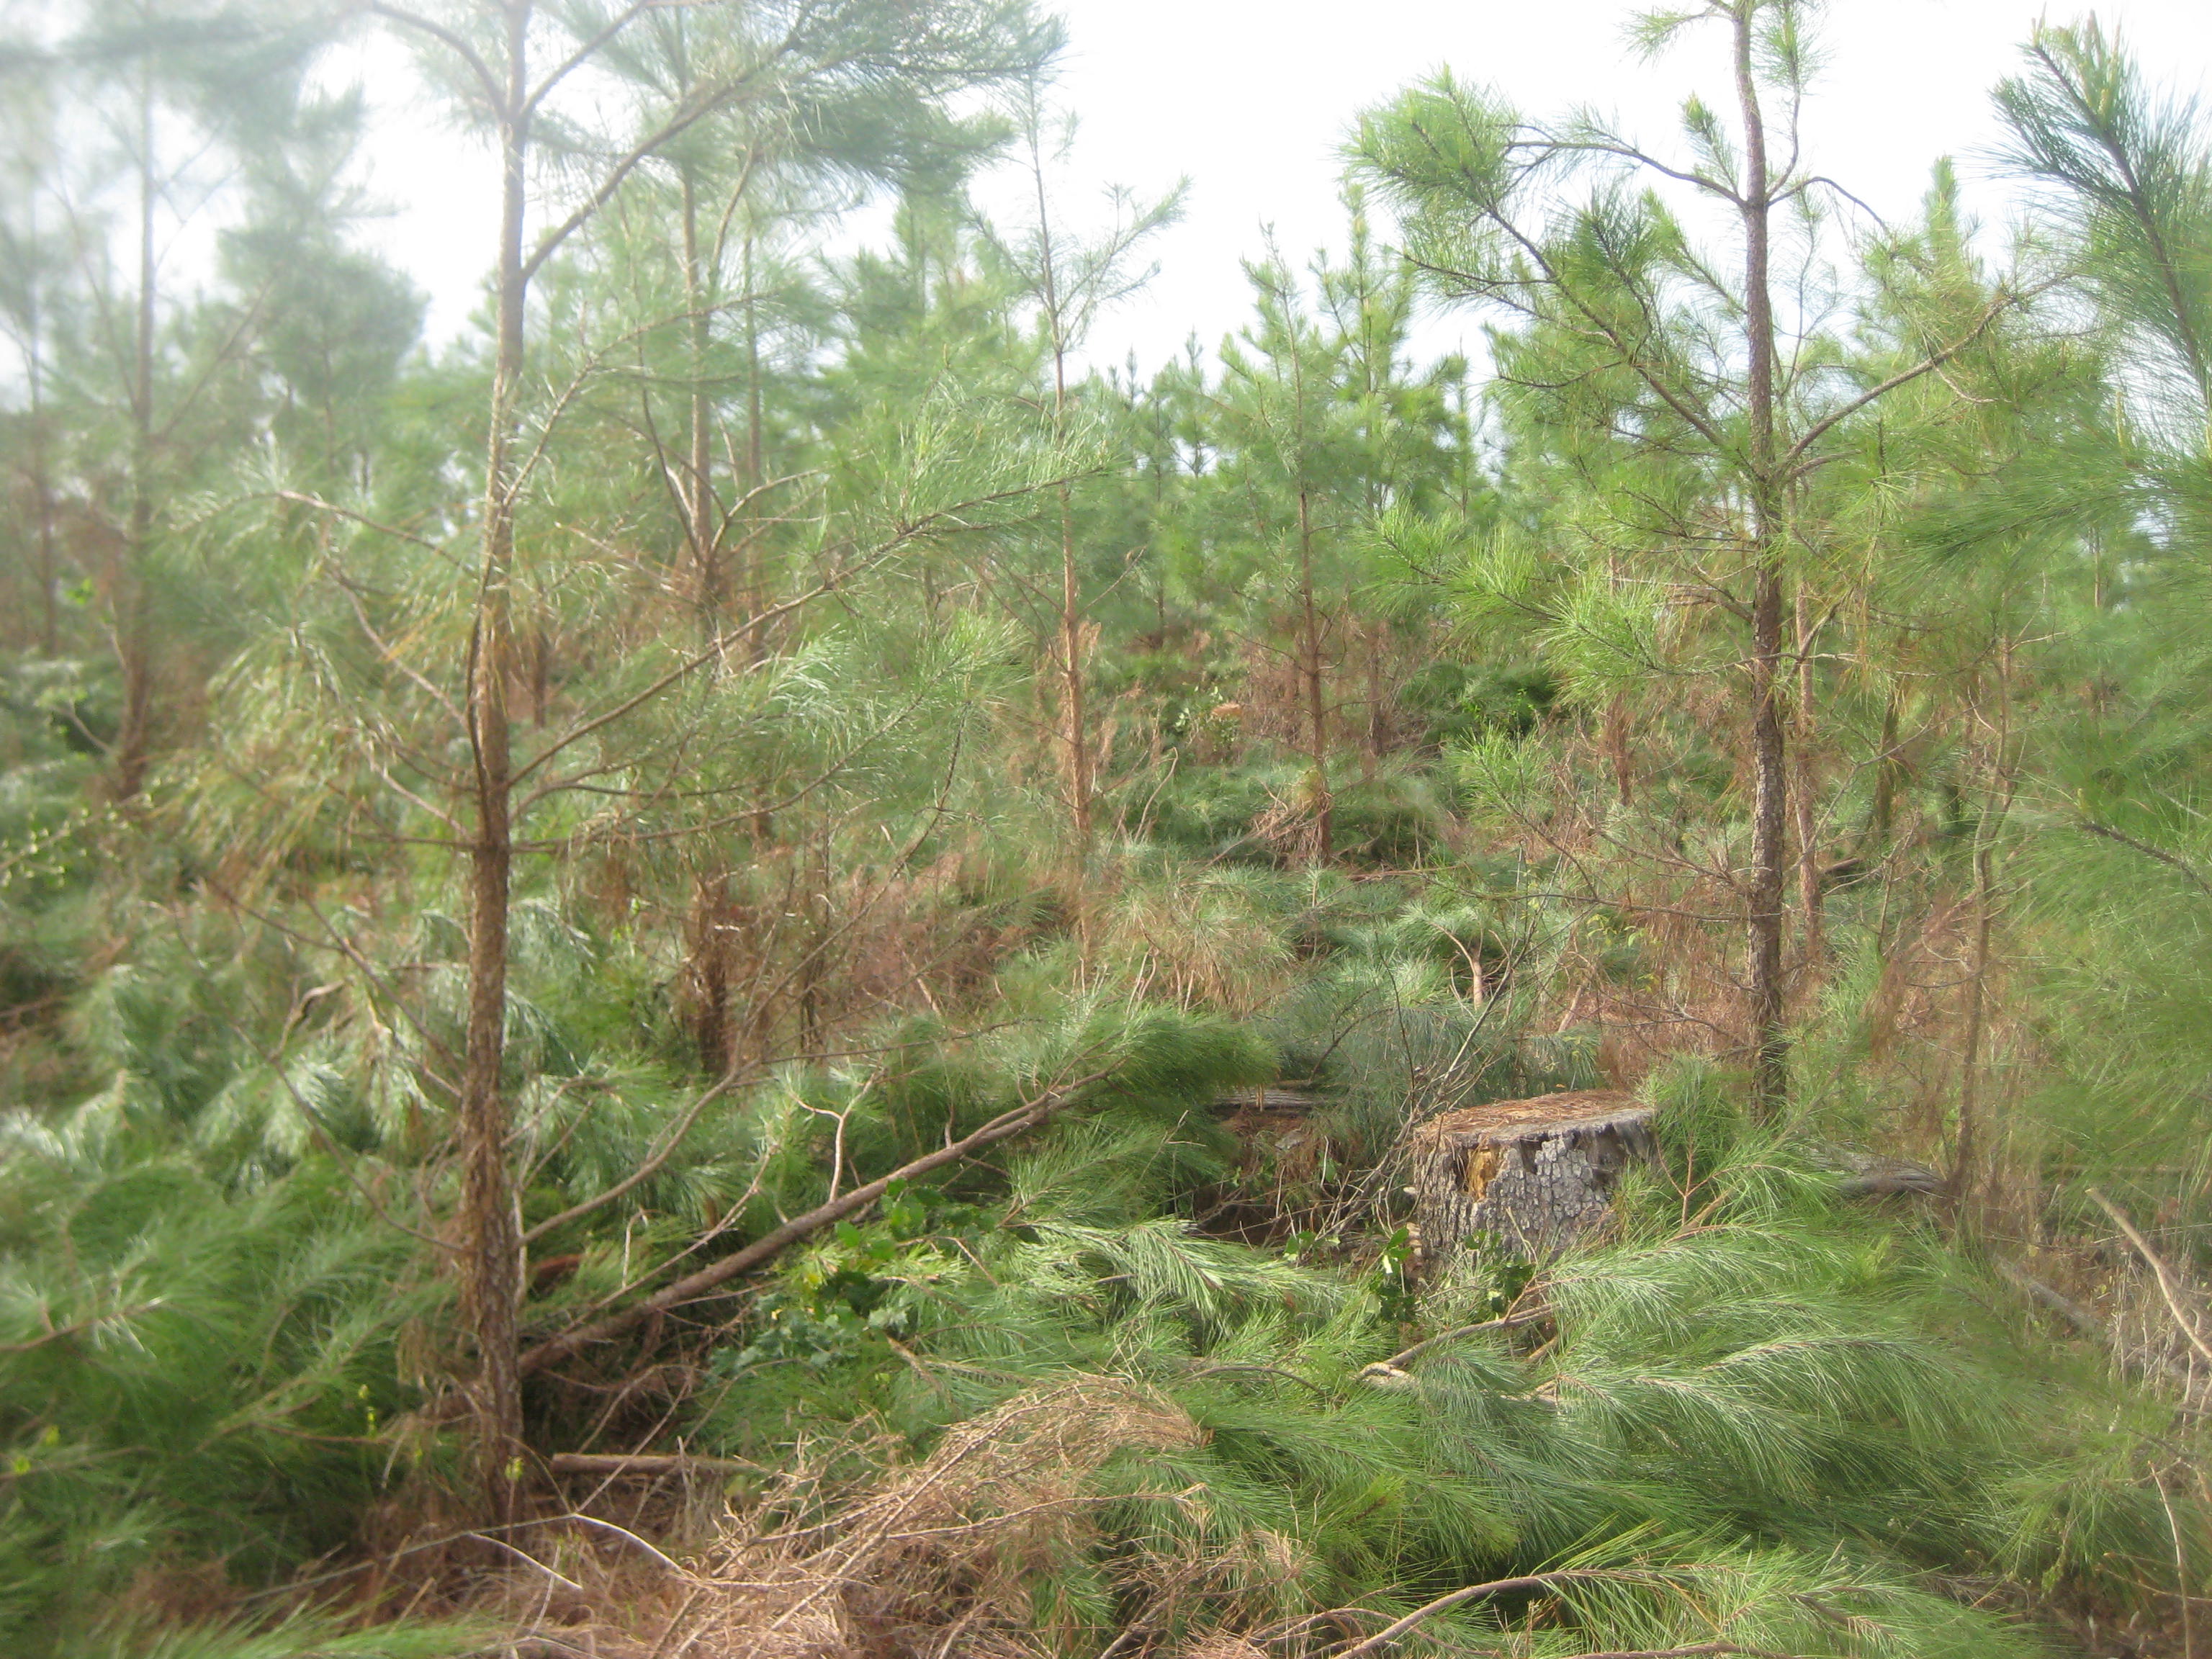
left=1406, top=1089, right=1657, bottom=1262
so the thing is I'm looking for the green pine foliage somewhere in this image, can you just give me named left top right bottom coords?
left=3, top=1, right=2212, bottom=1654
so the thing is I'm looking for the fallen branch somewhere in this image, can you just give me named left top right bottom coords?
left=1992, top=1257, right=2108, bottom=1341
left=1327, top=1586, right=1799, bottom=1659
left=1359, top=1309, right=1552, bottom=1381
left=521, top=1063, right=759, bottom=1246
left=2087, top=1187, right=2212, bottom=1368
left=517, top=1069, right=1115, bottom=1377
left=1992, top=1256, right=2199, bottom=1388
left=1326, top=1569, right=1613, bottom=1658
left=546, top=1452, right=758, bottom=1480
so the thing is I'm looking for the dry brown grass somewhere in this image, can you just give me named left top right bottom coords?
left=1102, top=878, right=1295, bottom=1015
left=457, top=1376, right=1212, bottom=1659
left=673, top=849, right=1036, bottom=1073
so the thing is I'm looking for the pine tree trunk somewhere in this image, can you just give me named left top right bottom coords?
left=27, top=191, right=57, bottom=657
left=1363, top=619, right=1385, bottom=778
left=741, top=228, right=765, bottom=660
left=1269, top=293, right=1332, bottom=865
left=1028, top=120, right=1093, bottom=878
left=1298, top=479, right=1331, bottom=860
left=1953, top=844, right=1992, bottom=1208
left=1747, top=575, right=1789, bottom=1112
left=1952, top=638, right=2018, bottom=1205
left=1604, top=693, right=1632, bottom=806
left=1871, top=691, right=1902, bottom=846
left=1793, top=590, right=1825, bottom=967
left=1735, top=6, right=1789, bottom=1115
left=114, top=68, right=158, bottom=801
left=1408, top=1090, right=1658, bottom=1262
left=680, top=163, right=720, bottom=643
left=458, top=40, right=531, bottom=1520
left=1058, top=481, right=1094, bottom=863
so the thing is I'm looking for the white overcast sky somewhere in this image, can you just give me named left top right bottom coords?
left=358, top=1, right=2212, bottom=374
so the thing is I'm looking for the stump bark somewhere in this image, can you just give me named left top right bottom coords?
left=1406, top=1089, right=1658, bottom=1262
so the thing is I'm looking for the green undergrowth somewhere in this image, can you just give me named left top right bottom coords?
left=0, top=731, right=2194, bottom=1655
left=673, top=1068, right=2187, bottom=1656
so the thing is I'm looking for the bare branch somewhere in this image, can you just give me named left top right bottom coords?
left=1328, top=1570, right=1646, bottom=1659
left=520, top=55, right=786, bottom=286
left=522, top=0, right=665, bottom=119
left=520, top=1062, right=760, bottom=1245
left=516, top=1066, right=1118, bottom=1377
left=367, top=1, right=504, bottom=108
left=2087, top=1187, right=2212, bottom=1369
left=1782, top=283, right=2055, bottom=471
left=1359, top=1308, right=1552, bottom=1380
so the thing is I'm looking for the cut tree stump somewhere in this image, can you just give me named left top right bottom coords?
left=1406, top=1089, right=1658, bottom=1262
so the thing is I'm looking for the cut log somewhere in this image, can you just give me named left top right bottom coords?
left=1214, top=1083, right=1327, bottom=1116
left=1833, top=1150, right=1945, bottom=1197
left=1405, top=1089, right=1658, bottom=1262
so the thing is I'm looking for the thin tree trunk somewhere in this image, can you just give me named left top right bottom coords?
left=1734, top=5, right=1789, bottom=1114
left=796, top=834, right=828, bottom=1048
left=1364, top=619, right=1385, bottom=776
left=1028, top=108, right=1093, bottom=874
left=1057, top=482, right=1093, bottom=860
left=1952, top=637, right=2018, bottom=1205
left=27, top=186, right=56, bottom=657
left=458, top=21, right=532, bottom=1519
left=1603, top=552, right=1631, bottom=806
left=1793, top=590, right=1825, bottom=967
left=1953, top=837, right=1994, bottom=1208
left=1748, top=567, right=1789, bottom=1110
left=1604, top=696, right=1632, bottom=806
left=1286, top=323, right=1331, bottom=862
left=1871, top=691, right=1902, bottom=846
left=114, top=68, right=157, bottom=800
left=1298, top=480, right=1331, bottom=859
left=739, top=227, right=765, bottom=661
left=680, top=163, right=720, bottom=643
left=32, top=402, right=57, bottom=657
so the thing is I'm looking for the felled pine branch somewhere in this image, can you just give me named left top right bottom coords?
left=1359, top=1308, right=1553, bottom=1382
left=2087, top=1187, right=2212, bottom=1368
left=515, top=1067, right=1117, bottom=1378
left=546, top=1453, right=760, bottom=1480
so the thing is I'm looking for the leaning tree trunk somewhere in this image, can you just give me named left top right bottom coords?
left=1406, top=1089, right=1658, bottom=1263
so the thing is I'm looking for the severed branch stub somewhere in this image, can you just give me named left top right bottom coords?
left=1406, top=1089, right=1658, bottom=1264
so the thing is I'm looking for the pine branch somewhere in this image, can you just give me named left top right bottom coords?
left=545, top=1452, right=762, bottom=1478
left=516, top=1066, right=1118, bottom=1377
left=1325, top=1569, right=1644, bottom=1659
left=2087, top=1187, right=2212, bottom=1368
left=1360, top=1308, right=1553, bottom=1380
left=2077, top=822, right=2212, bottom=897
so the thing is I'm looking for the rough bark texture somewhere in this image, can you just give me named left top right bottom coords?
left=1792, top=590, right=1825, bottom=967
left=680, top=162, right=721, bottom=641
left=457, top=14, right=532, bottom=1520
left=1406, top=1089, right=1658, bottom=1262
left=1733, top=4, right=1790, bottom=1115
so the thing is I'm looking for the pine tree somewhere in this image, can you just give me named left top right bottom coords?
left=364, top=0, right=1059, bottom=1511
left=1354, top=0, right=2035, bottom=1107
